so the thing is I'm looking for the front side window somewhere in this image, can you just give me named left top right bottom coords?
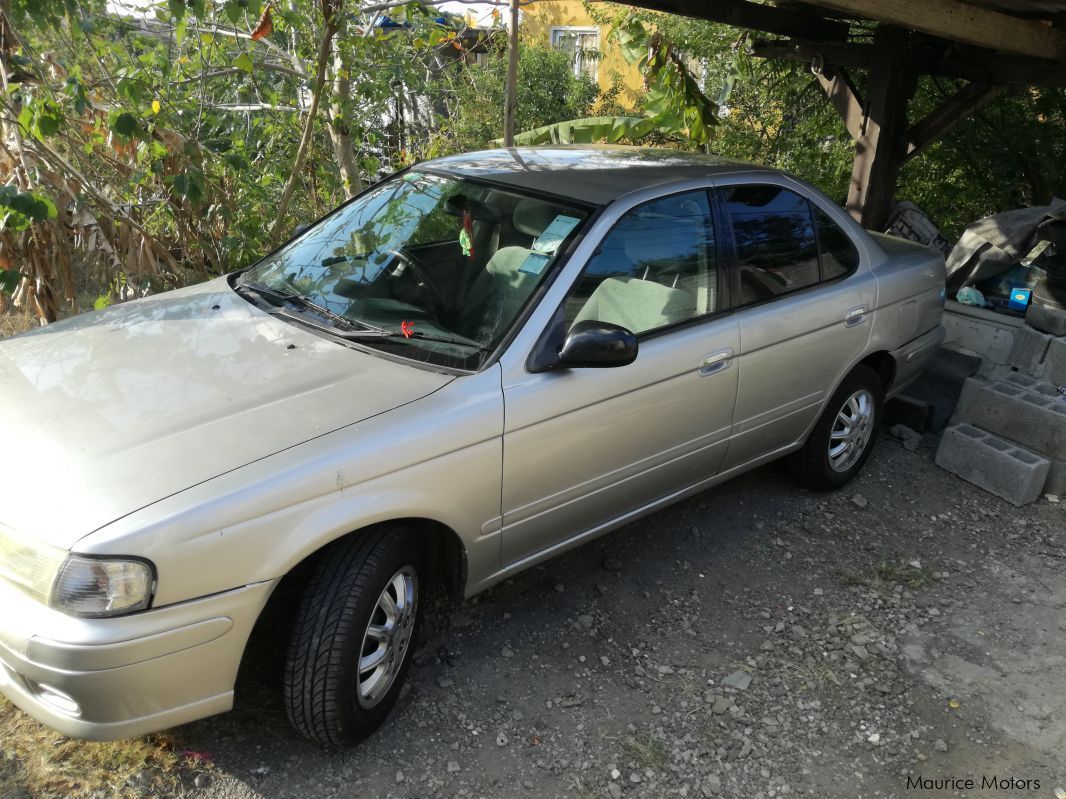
left=563, top=191, right=718, bottom=336
left=726, top=185, right=819, bottom=305
left=239, top=172, right=589, bottom=370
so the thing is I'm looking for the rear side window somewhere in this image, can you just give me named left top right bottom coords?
left=725, top=185, right=819, bottom=305
left=814, top=206, right=860, bottom=280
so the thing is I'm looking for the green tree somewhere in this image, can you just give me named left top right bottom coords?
left=432, top=42, right=599, bottom=155
left=0, top=0, right=459, bottom=320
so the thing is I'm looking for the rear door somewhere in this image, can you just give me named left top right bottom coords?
left=498, top=189, right=740, bottom=567
left=716, top=178, right=876, bottom=470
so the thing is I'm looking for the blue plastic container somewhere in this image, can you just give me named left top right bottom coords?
left=1008, top=288, right=1032, bottom=312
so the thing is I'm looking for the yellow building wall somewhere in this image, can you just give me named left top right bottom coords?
left=520, top=0, right=644, bottom=108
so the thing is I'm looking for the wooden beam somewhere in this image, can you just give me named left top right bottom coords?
left=845, top=27, right=918, bottom=230
left=813, top=0, right=1066, bottom=61
left=752, top=35, right=1066, bottom=88
left=814, top=66, right=865, bottom=141
left=930, top=44, right=1066, bottom=88
left=751, top=38, right=874, bottom=70
left=613, top=0, right=849, bottom=41
left=904, top=82, right=1005, bottom=161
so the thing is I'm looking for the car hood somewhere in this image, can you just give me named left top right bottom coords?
left=0, top=278, right=452, bottom=549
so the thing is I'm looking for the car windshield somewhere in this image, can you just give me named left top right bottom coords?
left=238, top=171, right=590, bottom=370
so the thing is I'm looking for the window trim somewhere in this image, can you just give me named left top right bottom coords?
left=714, top=183, right=860, bottom=311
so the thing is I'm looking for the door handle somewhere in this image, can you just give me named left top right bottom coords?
left=845, top=305, right=867, bottom=327
left=699, top=348, right=733, bottom=377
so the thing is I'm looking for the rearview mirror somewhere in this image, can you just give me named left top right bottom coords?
left=558, top=320, right=638, bottom=368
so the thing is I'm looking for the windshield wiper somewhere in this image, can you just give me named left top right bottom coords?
left=236, top=276, right=488, bottom=352
left=341, top=328, right=490, bottom=352
left=235, top=276, right=362, bottom=331
left=262, top=305, right=487, bottom=351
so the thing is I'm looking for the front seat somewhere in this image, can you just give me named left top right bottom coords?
left=460, top=199, right=566, bottom=339
left=572, top=221, right=698, bottom=335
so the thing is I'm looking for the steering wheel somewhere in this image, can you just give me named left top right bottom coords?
left=379, top=249, right=448, bottom=322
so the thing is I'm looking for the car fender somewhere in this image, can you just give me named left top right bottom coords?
left=75, top=367, right=505, bottom=607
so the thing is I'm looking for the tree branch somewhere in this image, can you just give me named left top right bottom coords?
left=271, top=15, right=339, bottom=243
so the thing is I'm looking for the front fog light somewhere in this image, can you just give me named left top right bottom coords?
left=30, top=681, right=81, bottom=716
left=51, top=556, right=154, bottom=617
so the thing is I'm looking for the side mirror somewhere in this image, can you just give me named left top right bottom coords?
left=558, top=320, right=638, bottom=368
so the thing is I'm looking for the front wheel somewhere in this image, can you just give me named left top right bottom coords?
left=283, top=524, right=423, bottom=747
left=788, top=364, right=883, bottom=490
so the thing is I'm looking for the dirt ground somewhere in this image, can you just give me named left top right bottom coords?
left=4, top=429, right=1066, bottom=799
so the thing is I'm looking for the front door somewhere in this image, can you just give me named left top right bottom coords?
left=499, top=190, right=740, bottom=567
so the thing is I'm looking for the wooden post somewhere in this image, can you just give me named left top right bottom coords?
left=845, top=26, right=917, bottom=231
left=503, top=0, right=520, bottom=147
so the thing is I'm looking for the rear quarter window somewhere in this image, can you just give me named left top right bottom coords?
left=814, top=206, right=860, bottom=280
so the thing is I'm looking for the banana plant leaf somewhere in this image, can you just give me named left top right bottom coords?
left=493, top=116, right=660, bottom=146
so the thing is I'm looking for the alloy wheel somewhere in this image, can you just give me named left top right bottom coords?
left=356, top=566, right=418, bottom=709
left=828, top=388, right=875, bottom=473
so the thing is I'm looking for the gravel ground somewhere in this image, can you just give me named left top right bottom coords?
left=24, top=431, right=1066, bottom=798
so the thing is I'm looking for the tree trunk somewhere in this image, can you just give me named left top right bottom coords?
left=328, top=48, right=363, bottom=198
left=503, top=0, right=519, bottom=146
left=272, top=18, right=339, bottom=244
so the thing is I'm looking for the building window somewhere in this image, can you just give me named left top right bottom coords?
left=550, top=27, right=600, bottom=80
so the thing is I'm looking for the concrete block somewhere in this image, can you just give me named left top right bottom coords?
left=1026, top=303, right=1066, bottom=337
left=895, top=346, right=982, bottom=431
left=1000, top=371, right=1059, bottom=396
left=935, top=424, right=1050, bottom=506
left=953, top=378, right=1066, bottom=461
left=1045, top=337, right=1066, bottom=386
left=1045, top=461, right=1066, bottom=496
left=952, top=376, right=983, bottom=421
left=1006, top=326, right=1053, bottom=375
left=885, top=395, right=932, bottom=432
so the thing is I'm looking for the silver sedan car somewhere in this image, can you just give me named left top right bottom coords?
left=0, top=147, right=945, bottom=746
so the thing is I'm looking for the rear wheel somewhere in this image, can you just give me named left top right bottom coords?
left=283, top=524, right=423, bottom=747
left=788, top=364, right=883, bottom=490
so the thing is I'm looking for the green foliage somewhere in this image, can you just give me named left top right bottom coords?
left=502, top=116, right=657, bottom=146
left=16, top=95, right=64, bottom=141
left=435, top=43, right=600, bottom=154
left=898, top=83, right=1066, bottom=239
left=613, top=16, right=719, bottom=146
left=108, top=110, right=144, bottom=140
left=0, top=269, right=23, bottom=294
left=0, top=0, right=472, bottom=296
left=0, top=186, right=57, bottom=231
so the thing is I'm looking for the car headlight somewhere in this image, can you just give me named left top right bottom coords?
left=0, top=526, right=154, bottom=617
left=0, top=524, right=66, bottom=605
left=51, top=556, right=154, bottom=617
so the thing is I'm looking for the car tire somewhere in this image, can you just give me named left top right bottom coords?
left=283, top=523, right=423, bottom=748
left=788, top=364, right=883, bottom=491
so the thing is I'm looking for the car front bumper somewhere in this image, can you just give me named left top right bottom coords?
left=0, top=576, right=276, bottom=740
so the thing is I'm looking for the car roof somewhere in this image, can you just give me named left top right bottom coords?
left=420, top=145, right=777, bottom=206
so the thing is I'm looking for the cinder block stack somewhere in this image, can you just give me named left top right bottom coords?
left=935, top=304, right=1066, bottom=505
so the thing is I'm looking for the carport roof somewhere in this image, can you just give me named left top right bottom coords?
left=622, top=0, right=1066, bottom=83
